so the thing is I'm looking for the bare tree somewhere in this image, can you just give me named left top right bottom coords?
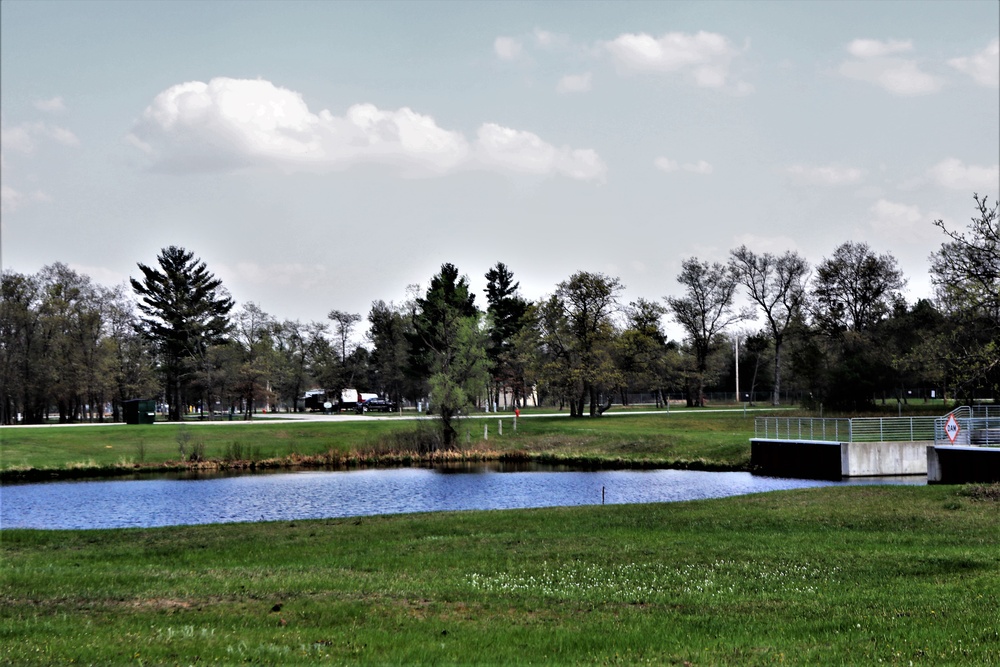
left=929, top=193, right=999, bottom=400
left=930, top=193, right=999, bottom=323
left=729, top=247, right=809, bottom=405
left=666, top=258, right=746, bottom=407
left=328, top=310, right=362, bottom=364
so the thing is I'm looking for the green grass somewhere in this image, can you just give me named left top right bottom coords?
left=0, top=408, right=765, bottom=478
left=0, top=420, right=416, bottom=472
left=2, top=485, right=998, bottom=665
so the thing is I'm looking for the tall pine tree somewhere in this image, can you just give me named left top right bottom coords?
left=484, top=262, right=529, bottom=408
left=408, top=263, right=486, bottom=448
left=131, top=246, right=233, bottom=421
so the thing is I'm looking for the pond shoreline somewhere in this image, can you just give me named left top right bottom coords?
left=0, top=449, right=745, bottom=484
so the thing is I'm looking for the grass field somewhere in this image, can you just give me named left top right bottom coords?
left=2, top=485, right=998, bottom=665
left=0, top=408, right=762, bottom=479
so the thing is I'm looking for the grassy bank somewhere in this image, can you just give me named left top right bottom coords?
left=0, top=409, right=760, bottom=480
left=2, top=485, right=998, bottom=665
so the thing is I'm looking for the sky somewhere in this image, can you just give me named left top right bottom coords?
left=2, top=0, right=998, bottom=342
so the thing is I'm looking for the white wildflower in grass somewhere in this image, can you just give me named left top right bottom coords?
left=468, top=559, right=839, bottom=602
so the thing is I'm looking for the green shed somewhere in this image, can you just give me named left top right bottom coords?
left=123, top=399, right=156, bottom=425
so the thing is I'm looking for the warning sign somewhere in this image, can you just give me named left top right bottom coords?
left=945, top=414, right=961, bottom=443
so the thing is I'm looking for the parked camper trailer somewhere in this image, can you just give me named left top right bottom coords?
left=301, top=389, right=378, bottom=413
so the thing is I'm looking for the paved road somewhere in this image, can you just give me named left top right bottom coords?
left=3, top=406, right=792, bottom=428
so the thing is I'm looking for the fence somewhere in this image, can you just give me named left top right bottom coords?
left=756, top=406, right=1000, bottom=446
left=754, top=416, right=937, bottom=443
left=621, top=390, right=805, bottom=406
left=933, top=406, right=1000, bottom=446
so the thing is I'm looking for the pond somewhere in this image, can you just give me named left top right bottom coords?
left=0, top=465, right=925, bottom=530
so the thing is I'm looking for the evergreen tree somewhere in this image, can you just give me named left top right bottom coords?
left=484, top=262, right=529, bottom=408
left=409, top=263, right=486, bottom=447
left=368, top=300, right=414, bottom=406
left=130, top=246, right=234, bottom=421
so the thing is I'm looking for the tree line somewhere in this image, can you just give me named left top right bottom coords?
left=2, top=194, right=996, bottom=434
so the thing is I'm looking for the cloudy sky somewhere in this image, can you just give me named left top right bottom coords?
left=2, top=0, right=998, bottom=339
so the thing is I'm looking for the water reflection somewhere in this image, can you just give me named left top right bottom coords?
left=0, top=465, right=924, bottom=530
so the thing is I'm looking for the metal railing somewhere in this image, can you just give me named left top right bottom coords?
left=933, top=406, right=1000, bottom=447
left=756, top=406, right=1000, bottom=446
left=754, top=417, right=853, bottom=442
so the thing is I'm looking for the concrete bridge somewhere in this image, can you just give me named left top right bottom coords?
left=751, top=407, right=1000, bottom=483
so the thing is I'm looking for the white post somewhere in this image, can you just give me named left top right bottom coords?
left=484, top=424, right=488, bottom=441
left=498, top=419, right=503, bottom=436
left=735, top=333, right=740, bottom=405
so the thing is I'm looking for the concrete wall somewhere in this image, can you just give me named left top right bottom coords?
left=752, top=439, right=928, bottom=480
left=927, top=445, right=1000, bottom=484
left=840, top=441, right=927, bottom=477
left=751, top=439, right=844, bottom=480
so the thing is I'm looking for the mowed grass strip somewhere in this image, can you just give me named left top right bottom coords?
left=0, top=409, right=758, bottom=476
left=2, top=485, right=998, bottom=665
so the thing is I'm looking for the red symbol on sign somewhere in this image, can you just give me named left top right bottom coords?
left=945, top=414, right=961, bottom=443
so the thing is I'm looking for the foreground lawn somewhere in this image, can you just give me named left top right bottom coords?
left=2, top=485, right=998, bottom=665
left=0, top=409, right=761, bottom=477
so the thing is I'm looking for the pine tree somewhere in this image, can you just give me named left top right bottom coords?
left=409, top=263, right=486, bottom=448
left=484, top=262, right=529, bottom=408
left=131, top=246, right=233, bottom=421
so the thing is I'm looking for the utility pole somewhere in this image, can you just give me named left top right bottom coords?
left=734, top=333, right=740, bottom=404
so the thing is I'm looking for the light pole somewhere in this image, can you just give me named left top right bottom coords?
left=734, top=333, right=740, bottom=405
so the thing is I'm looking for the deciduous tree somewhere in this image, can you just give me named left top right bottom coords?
left=930, top=193, right=999, bottom=400
left=537, top=272, right=623, bottom=417
left=729, top=247, right=809, bottom=405
left=812, top=242, right=905, bottom=333
left=666, top=258, right=745, bottom=407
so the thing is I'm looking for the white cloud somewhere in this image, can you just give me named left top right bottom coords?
left=494, top=36, right=523, bottom=61
left=0, top=116, right=77, bottom=214
left=1, top=120, right=79, bottom=150
left=605, top=30, right=747, bottom=91
left=0, top=122, right=34, bottom=153
left=0, top=185, right=49, bottom=214
left=34, top=96, right=66, bottom=113
left=847, top=38, right=913, bottom=59
left=533, top=28, right=571, bottom=50
left=556, top=72, right=592, bottom=94
left=1, top=184, right=24, bottom=213
left=654, top=157, right=679, bottom=172
left=787, top=164, right=863, bottom=186
left=685, top=160, right=713, bottom=175
left=838, top=58, right=942, bottom=95
left=475, top=123, right=606, bottom=181
left=128, top=77, right=606, bottom=181
left=949, top=39, right=1000, bottom=87
left=731, top=233, right=800, bottom=255
left=219, top=262, right=330, bottom=290
left=129, top=78, right=469, bottom=175
left=43, top=124, right=79, bottom=146
left=68, top=263, right=128, bottom=287
left=868, top=199, right=936, bottom=241
left=927, top=158, right=1000, bottom=192
left=654, top=156, right=712, bottom=174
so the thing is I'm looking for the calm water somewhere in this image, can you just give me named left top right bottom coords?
left=0, top=466, right=925, bottom=530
